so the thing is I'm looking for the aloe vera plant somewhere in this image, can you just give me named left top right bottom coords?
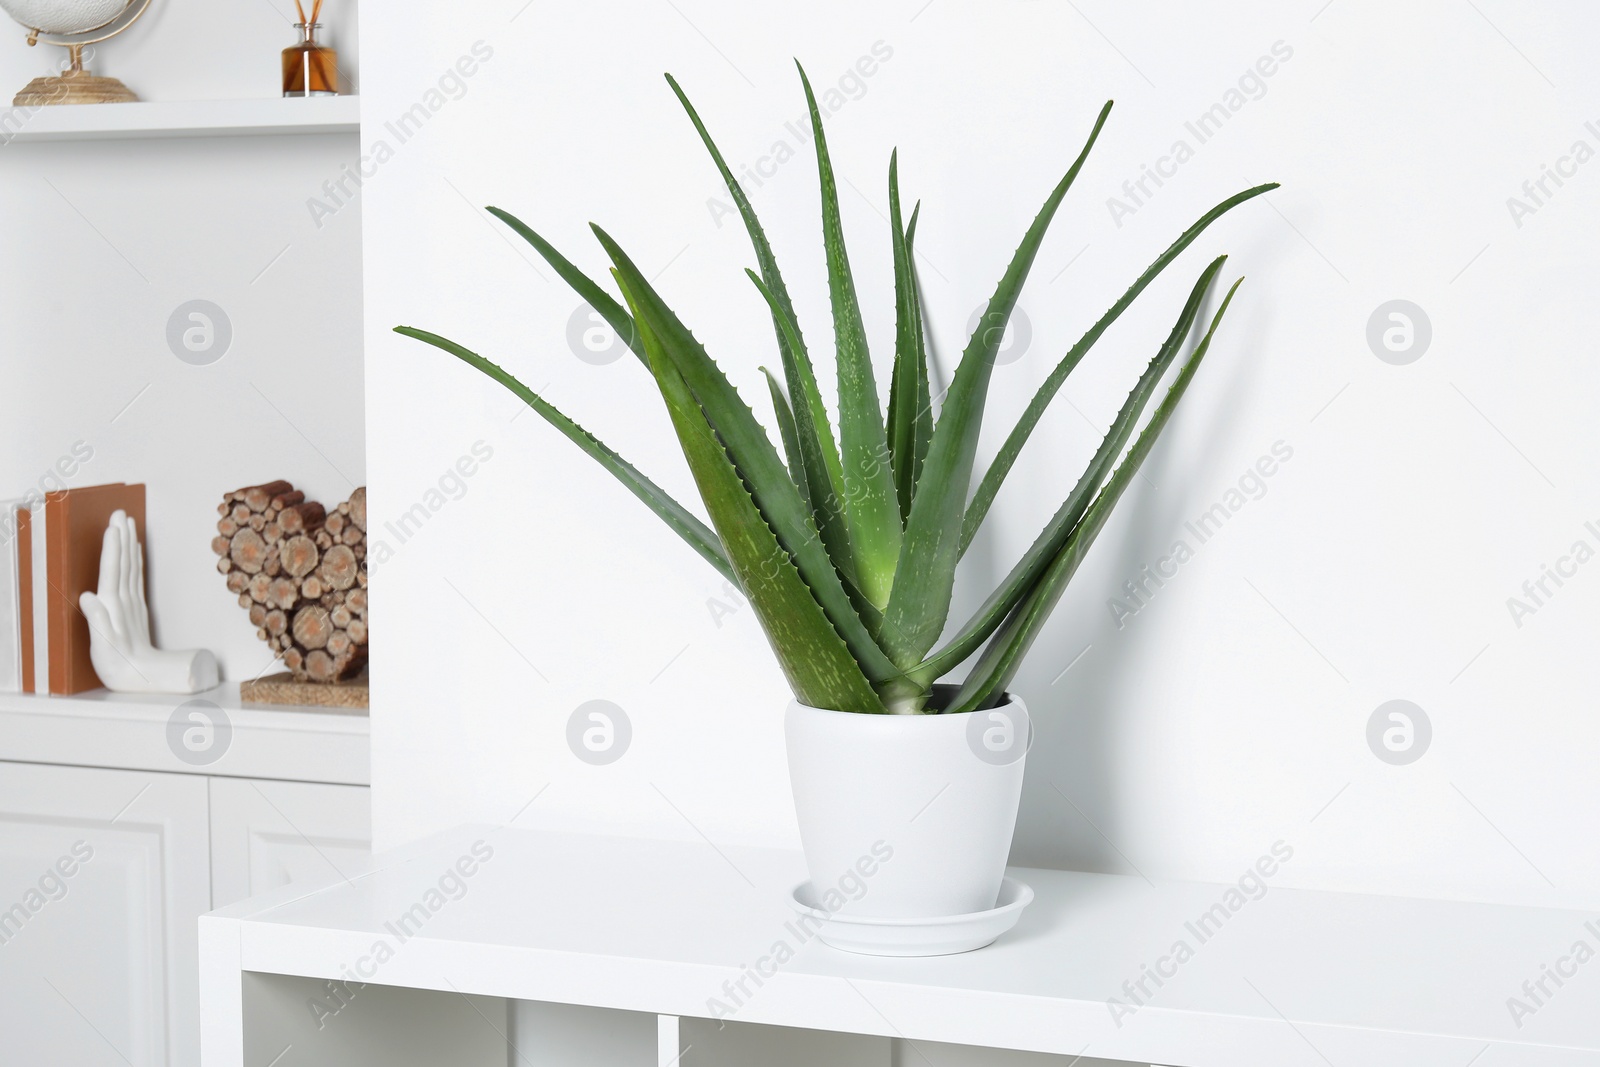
left=398, top=67, right=1276, bottom=715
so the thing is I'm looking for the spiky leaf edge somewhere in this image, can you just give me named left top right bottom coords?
left=949, top=277, right=1245, bottom=713
left=617, top=274, right=886, bottom=713
left=911, top=255, right=1227, bottom=687
left=959, top=183, right=1278, bottom=555
left=393, top=325, right=734, bottom=583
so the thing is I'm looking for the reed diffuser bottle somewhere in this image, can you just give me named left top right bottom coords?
left=282, top=0, right=337, bottom=97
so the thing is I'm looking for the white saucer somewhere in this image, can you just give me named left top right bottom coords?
left=788, top=878, right=1034, bottom=956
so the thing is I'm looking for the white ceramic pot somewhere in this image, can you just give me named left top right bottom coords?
left=784, top=691, right=1029, bottom=920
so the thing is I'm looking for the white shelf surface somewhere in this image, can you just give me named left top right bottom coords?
left=201, top=826, right=1600, bottom=1067
left=2, top=96, right=359, bottom=141
left=0, top=682, right=368, bottom=784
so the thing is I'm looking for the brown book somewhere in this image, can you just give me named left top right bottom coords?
left=44, top=483, right=145, bottom=695
left=16, top=507, right=33, bottom=695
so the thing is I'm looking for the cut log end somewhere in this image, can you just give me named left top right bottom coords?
left=269, top=577, right=298, bottom=610
left=278, top=501, right=326, bottom=536
left=292, top=605, right=333, bottom=650
left=281, top=535, right=319, bottom=578
left=304, top=649, right=336, bottom=682
left=348, top=486, right=367, bottom=531
left=320, top=544, right=358, bottom=590
left=241, top=480, right=294, bottom=512
left=229, top=528, right=268, bottom=575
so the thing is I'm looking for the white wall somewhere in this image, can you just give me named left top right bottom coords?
left=0, top=0, right=365, bottom=682
left=364, top=0, right=1600, bottom=911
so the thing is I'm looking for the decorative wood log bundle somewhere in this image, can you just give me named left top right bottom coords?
left=213, top=481, right=368, bottom=682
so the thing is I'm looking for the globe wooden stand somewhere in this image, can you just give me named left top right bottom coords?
left=14, top=67, right=136, bottom=105
left=9, top=13, right=147, bottom=106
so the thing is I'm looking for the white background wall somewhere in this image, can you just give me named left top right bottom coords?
left=364, top=0, right=1600, bottom=911
left=0, top=0, right=365, bottom=683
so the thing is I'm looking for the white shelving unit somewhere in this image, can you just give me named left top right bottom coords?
left=0, top=684, right=368, bottom=785
left=1, top=684, right=369, bottom=1066
left=0, top=5, right=372, bottom=1065
left=1, top=96, right=360, bottom=142
left=199, top=826, right=1600, bottom=1067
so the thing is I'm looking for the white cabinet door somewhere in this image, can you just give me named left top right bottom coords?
left=0, top=760, right=209, bottom=1067
left=208, top=778, right=370, bottom=907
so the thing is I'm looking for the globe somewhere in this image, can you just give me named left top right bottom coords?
left=0, top=0, right=130, bottom=35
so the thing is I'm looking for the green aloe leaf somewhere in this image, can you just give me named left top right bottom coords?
left=960, top=182, right=1279, bottom=555
left=799, top=63, right=902, bottom=608
left=879, top=100, right=1114, bottom=672
left=393, top=325, right=733, bottom=583
left=761, top=367, right=807, bottom=492
left=886, top=155, right=928, bottom=523
left=665, top=74, right=810, bottom=372
left=903, top=205, right=934, bottom=497
left=485, top=206, right=643, bottom=366
left=747, top=272, right=856, bottom=591
left=908, top=207, right=934, bottom=489
left=949, top=277, right=1244, bottom=714
left=665, top=74, right=852, bottom=574
left=618, top=276, right=886, bottom=713
left=593, top=225, right=902, bottom=687
left=911, top=256, right=1226, bottom=686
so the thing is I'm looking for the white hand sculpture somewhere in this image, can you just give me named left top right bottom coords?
left=78, top=510, right=219, bottom=694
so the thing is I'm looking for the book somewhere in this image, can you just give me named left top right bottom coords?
left=30, top=502, right=48, bottom=695
left=44, top=484, right=146, bottom=695
left=16, top=505, right=33, bottom=693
